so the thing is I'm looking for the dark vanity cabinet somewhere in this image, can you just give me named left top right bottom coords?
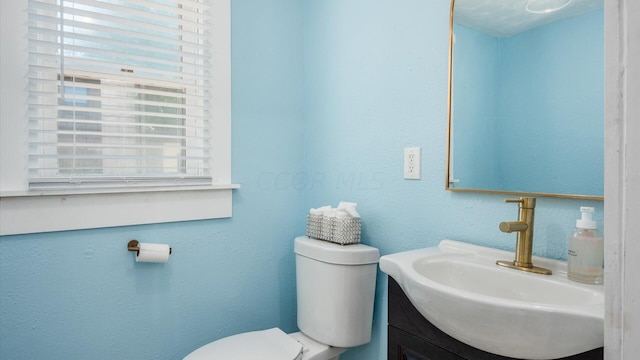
left=387, top=277, right=603, bottom=360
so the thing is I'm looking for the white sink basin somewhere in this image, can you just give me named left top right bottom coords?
left=379, top=240, right=604, bottom=360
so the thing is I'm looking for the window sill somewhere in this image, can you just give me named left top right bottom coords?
left=0, top=184, right=240, bottom=198
left=0, top=184, right=240, bottom=236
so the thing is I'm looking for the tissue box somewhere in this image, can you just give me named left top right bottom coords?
left=306, top=214, right=361, bottom=245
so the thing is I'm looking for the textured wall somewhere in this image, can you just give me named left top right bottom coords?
left=0, top=1, right=606, bottom=360
left=0, top=0, right=306, bottom=359
left=302, top=1, right=603, bottom=359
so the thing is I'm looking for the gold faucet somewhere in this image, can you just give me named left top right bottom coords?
left=496, top=197, right=552, bottom=275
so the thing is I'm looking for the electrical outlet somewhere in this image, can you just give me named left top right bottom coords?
left=404, top=147, right=421, bottom=180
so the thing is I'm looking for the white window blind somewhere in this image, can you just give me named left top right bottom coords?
left=27, top=0, right=213, bottom=190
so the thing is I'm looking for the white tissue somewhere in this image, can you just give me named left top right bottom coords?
left=136, top=242, right=171, bottom=263
left=309, top=205, right=331, bottom=216
left=338, top=201, right=360, bottom=218
left=338, top=201, right=357, bottom=208
left=309, top=202, right=360, bottom=218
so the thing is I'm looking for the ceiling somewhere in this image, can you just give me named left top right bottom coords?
left=454, top=0, right=603, bottom=38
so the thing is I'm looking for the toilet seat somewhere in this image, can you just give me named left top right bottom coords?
left=183, top=328, right=303, bottom=360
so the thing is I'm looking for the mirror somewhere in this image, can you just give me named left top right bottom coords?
left=446, top=0, right=604, bottom=200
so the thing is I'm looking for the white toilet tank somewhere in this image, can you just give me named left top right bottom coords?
left=294, top=236, right=379, bottom=348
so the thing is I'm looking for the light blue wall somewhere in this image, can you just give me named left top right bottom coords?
left=302, top=1, right=603, bottom=360
left=0, top=0, right=306, bottom=359
left=0, top=1, right=605, bottom=360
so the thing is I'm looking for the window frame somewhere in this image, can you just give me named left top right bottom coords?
left=0, top=0, right=236, bottom=236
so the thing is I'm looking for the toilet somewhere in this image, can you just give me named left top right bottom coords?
left=183, top=236, right=380, bottom=360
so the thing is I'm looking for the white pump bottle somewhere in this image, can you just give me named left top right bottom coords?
left=567, top=207, right=603, bottom=284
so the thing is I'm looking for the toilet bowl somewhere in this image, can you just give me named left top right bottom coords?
left=183, top=328, right=346, bottom=360
left=182, top=236, right=379, bottom=360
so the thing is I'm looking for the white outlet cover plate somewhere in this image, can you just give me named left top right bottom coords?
left=404, top=147, right=421, bottom=180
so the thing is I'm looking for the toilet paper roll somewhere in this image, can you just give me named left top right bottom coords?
left=136, top=242, right=171, bottom=263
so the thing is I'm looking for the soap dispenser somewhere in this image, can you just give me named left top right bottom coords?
left=567, top=207, right=604, bottom=284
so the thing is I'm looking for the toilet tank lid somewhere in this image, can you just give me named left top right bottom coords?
left=294, top=236, right=379, bottom=265
left=182, top=328, right=303, bottom=360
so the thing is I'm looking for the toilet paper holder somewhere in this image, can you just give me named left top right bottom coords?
left=127, top=240, right=173, bottom=255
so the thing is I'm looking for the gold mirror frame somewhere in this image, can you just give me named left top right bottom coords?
left=444, top=0, right=603, bottom=201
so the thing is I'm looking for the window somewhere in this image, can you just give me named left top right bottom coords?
left=0, top=0, right=233, bottom=235
left=28, top=0, right=212, bottom=189
left=56, top=76, right=103, bottom=176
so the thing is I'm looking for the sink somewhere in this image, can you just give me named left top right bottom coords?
left=379, top=240, right=604, bottom=360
